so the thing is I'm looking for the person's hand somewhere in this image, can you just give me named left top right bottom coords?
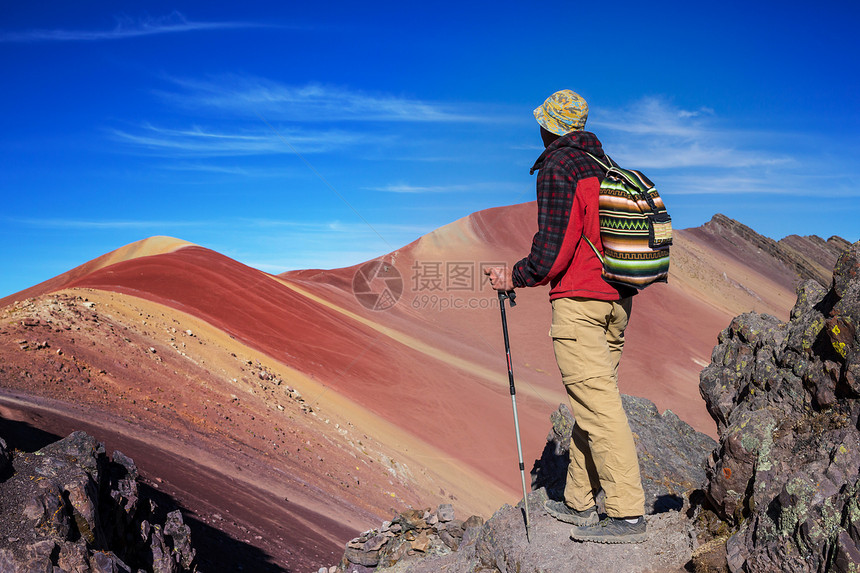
left=484, top=266, right=514, bottom=292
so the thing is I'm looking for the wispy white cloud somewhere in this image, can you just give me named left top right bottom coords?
left=10, top=218, right=209, bottom=230
left=159, top=76, right=496, bottom=123
left=582, top=96, right=860, bottom=201
left=237, top=219, right=427, bottom=263
left=595, top=98, right=716, bottom=138
left=0, top=11, right=269, bottom=43
left=660, top=172, right=860, bottom=197
left=594, top=97, right=793, bottom=170
left=238, top=218, right=431, bottom=236
left=109, top=123, right=368, bottom=156
left=159, top=163, right=253, bottom=175
left=9, top=216, right=429, bottom=238
left=366, top=182, right=523, bottom=194
left=218, top=219, right=436, bottom=273
left=370, top=184, right=471, bottom=194
left=510, top=143, right=544, bottom=152
left=157, top=163, right=302, bottom=179
left=388, top=155, right=471, bottom=163
left=609, top=141, right=793, bottom=170
left=658, top=174, right=788, bottom=195
left=5, top=216, right=423, bottom=276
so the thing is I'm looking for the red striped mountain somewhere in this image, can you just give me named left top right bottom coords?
left=0, top=205, right=848, bottom=571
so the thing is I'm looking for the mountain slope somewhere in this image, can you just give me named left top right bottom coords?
left=283, top=207, right=842, bottom=441
left=0, top=204, right=848, bottom=571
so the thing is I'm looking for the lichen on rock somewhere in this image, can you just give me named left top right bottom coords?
left=699, top=241, right=860, bottom=572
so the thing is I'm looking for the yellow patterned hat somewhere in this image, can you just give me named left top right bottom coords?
left=534, top=90, right=588, bottom=135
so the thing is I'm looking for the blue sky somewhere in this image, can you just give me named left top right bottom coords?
left=1, top=1, right=858, bottom=298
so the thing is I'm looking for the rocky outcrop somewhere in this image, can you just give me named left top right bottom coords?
left=0, top=431, right=197, bottom=572
left=334, top=491, right=697, bottom=573
left=698, top=241, right=860, bottom=571
left=533, top=397, right=716, bottom=515
left=331, top=505, right=484, bottom=572
left=332, top=395, right=716, bottom=572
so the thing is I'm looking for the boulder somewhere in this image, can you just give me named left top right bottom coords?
left=532, top=397, right=715, bottom=515
left=472, top=492, right=695, bottom=573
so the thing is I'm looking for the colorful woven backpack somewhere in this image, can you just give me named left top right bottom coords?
left=582, top=152, right=672, bottom=289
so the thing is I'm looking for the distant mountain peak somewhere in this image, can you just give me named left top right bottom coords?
left=697, top=213, right=849, bottom=287
left=0, top=236, right=196, bottom=308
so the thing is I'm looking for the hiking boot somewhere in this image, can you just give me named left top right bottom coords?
left=543, top=500, right=599, bottom=526
left=569, top=516, right=647, bottom=544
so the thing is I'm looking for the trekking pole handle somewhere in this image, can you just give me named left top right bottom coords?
left=498, top=289, right=516, bottom=307
left=497, top=290, right=517, bottom=396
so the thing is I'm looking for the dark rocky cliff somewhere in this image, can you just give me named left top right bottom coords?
left=0, top=431, right=197, bottom=573
left=698, top=240, right=860, bottom=571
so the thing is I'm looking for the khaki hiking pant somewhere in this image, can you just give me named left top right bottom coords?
left=550, top=297, right=645, bottom=518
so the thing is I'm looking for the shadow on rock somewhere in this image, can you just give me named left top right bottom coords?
left=137, top=482, right=288, bottom=573
left=0, top=415, right=62, bottom=455
left=533, top=398, right=716, bottom=516
left=0, top=427, right=284, bottom=573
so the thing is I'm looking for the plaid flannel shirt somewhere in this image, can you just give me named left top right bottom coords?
left=512, top=131, right=607, bottom=289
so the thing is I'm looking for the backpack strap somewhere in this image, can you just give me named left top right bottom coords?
left=583, top=151, right=661, bottom=213
left=580, top=151, right=611, bottom=262
left=583, top=150, right=616, bottom=172
left=582, top=235, right=604, bottom=263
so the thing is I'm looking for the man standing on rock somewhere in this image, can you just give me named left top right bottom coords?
left=485, top=89, right=647, bottom=544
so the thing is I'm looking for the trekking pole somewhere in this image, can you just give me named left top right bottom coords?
left=497, top=289, right=532, bottom=543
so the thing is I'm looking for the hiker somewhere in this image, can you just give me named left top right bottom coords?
left=485, top=90, right=647, bottom=544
